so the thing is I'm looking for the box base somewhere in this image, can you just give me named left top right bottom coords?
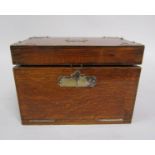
left=22, top=119, right=132, bottom=125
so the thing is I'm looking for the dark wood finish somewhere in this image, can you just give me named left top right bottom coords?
left=11, top=37, right=144, bottom=65
left=11, top=37, right=144, bottom=125
left=14, top=66, right=141, bottom=125
left=11, top=46, right=144, bottom=65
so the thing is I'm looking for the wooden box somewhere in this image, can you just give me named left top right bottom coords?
left=10, top=37, right=144, bottom=125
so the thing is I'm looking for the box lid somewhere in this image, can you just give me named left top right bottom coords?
left=11, top=37, right=144, bottom=65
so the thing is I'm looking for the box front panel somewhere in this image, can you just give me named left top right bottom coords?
left=14, top=66, right=140, bottom=124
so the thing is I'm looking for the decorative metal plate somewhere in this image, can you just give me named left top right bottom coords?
left=58, top=70, right=96, bottom=88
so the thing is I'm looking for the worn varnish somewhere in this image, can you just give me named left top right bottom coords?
left=11, top=37, right=144, bottom=125
left=11, top=37, right=144, bottom=65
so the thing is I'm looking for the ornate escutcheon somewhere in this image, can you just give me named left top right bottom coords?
left=58, top=70, right=96, bottom=88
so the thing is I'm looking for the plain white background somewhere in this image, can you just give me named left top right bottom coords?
left=0, top=15, right=155, bottom=140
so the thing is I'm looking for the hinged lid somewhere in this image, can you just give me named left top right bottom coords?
left=11, top=37, right=144, bottom=65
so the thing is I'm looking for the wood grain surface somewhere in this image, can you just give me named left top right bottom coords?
left=10, top=37, right=144, bottom=65
left=11, top=46, right=144, bottom=65
left=14, top=66, right=141, bottom=125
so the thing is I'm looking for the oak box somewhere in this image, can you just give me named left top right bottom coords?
left=10, top=37, right=144, bottom=125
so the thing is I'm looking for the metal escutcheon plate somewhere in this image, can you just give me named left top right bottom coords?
left=58, top=70, right=96, bottom=88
